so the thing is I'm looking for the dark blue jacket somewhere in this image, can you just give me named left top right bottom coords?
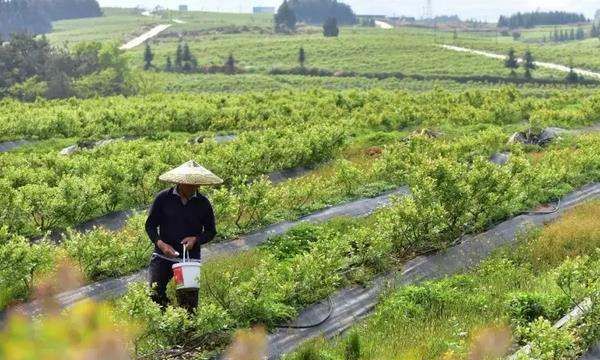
left=145, top=187, right=216, bottom=259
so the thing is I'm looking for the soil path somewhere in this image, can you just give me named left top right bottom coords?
left=374, top=20, right=393, bottom=29
left=441, top=44, right=600, bottom=80
left=120, top=24, right=172, bottom=50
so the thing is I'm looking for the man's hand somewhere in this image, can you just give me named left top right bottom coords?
left=181, top=236, right=198, bottom=251
left=157, top=240, right=178, bottom=258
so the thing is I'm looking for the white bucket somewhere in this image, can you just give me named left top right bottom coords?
left=172, top=247, right=201, bottom=290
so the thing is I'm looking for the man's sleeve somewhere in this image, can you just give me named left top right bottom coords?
left=145, top=194, right=162, bottom=244
left=197, top=200, right=216, bottom=245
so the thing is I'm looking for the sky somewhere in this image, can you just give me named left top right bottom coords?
left=98, top=0, right=599, bottom=21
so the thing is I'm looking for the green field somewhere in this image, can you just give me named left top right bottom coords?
left=1, top=6, right=600, bottom=360
left=43, top=9, right=598, bottom=94
left=46, top=8, right=159, bottom=45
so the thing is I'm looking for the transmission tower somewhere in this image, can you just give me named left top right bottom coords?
left=424, top=0, right=433, bottom=19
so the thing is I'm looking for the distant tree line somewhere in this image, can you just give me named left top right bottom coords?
left=0, top=33, right=132, bottom=100
left=0, top=0, right=102, bottom=39
left=287, top=0, right=356, bottom=25
left=498, top=11, right=587, bottom=29
left=274, top=0, right=344, bottom=36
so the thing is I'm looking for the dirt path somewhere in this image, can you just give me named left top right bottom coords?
left=14, top=187, right=410, bottom=317
left=441, top=44, right=600, bottom=80
left=268, top=183, right=600, bottom=359
left=119, top=24, right=172, bottom=50
left=374, top=20, right=393, bottom=29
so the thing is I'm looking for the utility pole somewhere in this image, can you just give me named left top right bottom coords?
left=424, top=0, right=433, bottom=19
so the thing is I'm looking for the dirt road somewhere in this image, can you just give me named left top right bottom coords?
left=441, top=44, right=600, bottom=80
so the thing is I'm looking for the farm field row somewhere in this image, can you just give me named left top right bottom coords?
left=0, top=125, right=347, bottom=238
left=3, top=87, right=600, bottom=239
left=288, top=198, right=600, bottom=360
left=121, top=129, right=600, bottom=358
left=4, top=87, right=600, bottom=142
left=143, top=72, right=600, bottom=95
left=1, top=123, right=501, bottom=309
left=4, top=129, right=599, bottom=358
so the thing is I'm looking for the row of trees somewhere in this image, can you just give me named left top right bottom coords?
left=498, top=11, right=587, bottom=29
left=0, top=0, right=102, bottom=38
left=504, top=48, right=536, bottom=78
left=547, top=27, right=587, bottom=42
left=274, top=0, right=352, bottom=34
left=504, top=48, right=584, bottom=83
left=143, top=42, right=238, bottom=74
left=0, top=33, right=132, bottom=100
left=144, top=44, right=315, bottom=75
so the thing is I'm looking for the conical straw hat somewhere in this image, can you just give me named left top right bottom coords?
left=159, top=160, right=223, bottom=185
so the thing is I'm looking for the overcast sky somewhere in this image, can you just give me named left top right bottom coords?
left=98, top=0, right=599, bottom=21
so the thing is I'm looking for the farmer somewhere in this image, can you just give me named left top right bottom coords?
left=145, top=160, right=223, bottom=313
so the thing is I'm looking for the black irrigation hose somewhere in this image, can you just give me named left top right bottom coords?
left=274, top=296, right=334, bottom=329
left=522, top=198, right=561, bottom=215
left=136, top=298, right=335, bottom=359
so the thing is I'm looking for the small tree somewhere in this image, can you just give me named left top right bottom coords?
left=566, top=59, right=580, bottom=84
left=143, top=42, right=154, bottom=70
left=523, top=50, right=536, bottom=79
left=175, top=43, right=183, bottom=70
left=274, top=0, right=296, bottom=33
left=323, top=17, right=339, bottom=37
left=298, top=47, right=306, bottom=68
left=512, top=31, right=521, bottom=41
left=182, top=42, right=191, bottom=62
left=165, top=56, right=172, bottom=72
left=225, top=53, right=236, bottom=74
left=505, top=48, right=519, bottom=76
left=566, top=66, right=579, bottom=83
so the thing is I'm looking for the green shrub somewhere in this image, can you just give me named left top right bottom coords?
left=295, top=344, right=322, bottom=360
left=516, top=318, right=579, bottom=360
left=345, top=332, right=361, bottom=360
left=506, top=292, right=549, bottom=326
left=62, top=219, right=151, bottom=281
left=265, top=223, right=321, bottom=260
left=0, top=228, right=56, bottom=309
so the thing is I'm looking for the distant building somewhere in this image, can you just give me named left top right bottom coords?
left=178, top=5, right=188, bottom=11
left=253, top=6, right=275, bottom=14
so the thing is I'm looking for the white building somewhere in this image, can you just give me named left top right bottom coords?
left=253, top=6, right=275, bottom=14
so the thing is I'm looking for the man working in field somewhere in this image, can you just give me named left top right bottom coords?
left=145, top=160, right=222, bottom=313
